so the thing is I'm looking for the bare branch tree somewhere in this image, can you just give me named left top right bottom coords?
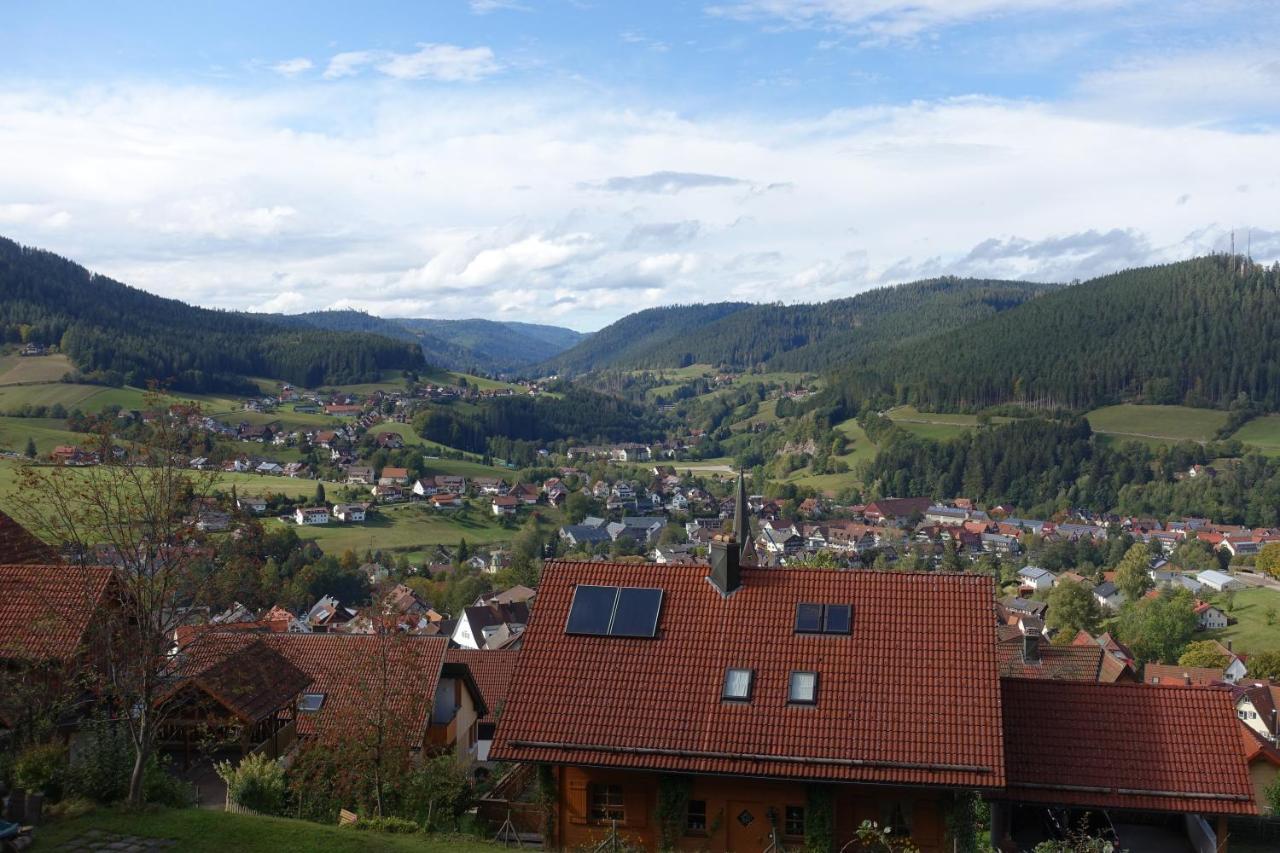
left=16, top=392, right=222, bottom=806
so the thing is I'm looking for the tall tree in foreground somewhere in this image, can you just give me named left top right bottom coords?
left=17, top=397, right=220, bottom=806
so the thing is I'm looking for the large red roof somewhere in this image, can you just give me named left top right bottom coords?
left=492, top=561, right=1005, bottom=789
left=444, top=648, right=520, bottom=720
left=181, top=631, right=449, bottom=744
left=1001, top=678, right=1256, bottom=815
left=0, top=563, right=113, bottom=662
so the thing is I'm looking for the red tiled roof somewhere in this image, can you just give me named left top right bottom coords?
left=167, top=639, right=310, bottom=725
left=996, top=636, right=1109, bottom=681
left=0, top=564, right=114, bottom=662
left=0, top=510, right=58, bottom=565
left=492, top=561, right=1005, bottom=789
left=1143, top=663, right=1226, bottom=686
left=444, top=648, right=520, bottom=720
left=1001, top=678, right=1256, bottom=815
left=181, top=632, right=448, bottom=744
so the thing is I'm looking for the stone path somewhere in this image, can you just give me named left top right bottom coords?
left=54, top=829, right=179, bottom=852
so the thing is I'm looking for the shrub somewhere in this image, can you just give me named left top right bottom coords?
left=351, top=816, right=421, bottom=834
left=14, top=743, right=67, bottom=800
left=65, top=722, right=193, bottom=807
left=216, top=753, right=287, bottom=816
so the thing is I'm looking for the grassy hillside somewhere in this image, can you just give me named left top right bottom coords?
left=1086, top=404, right=1228, bottom=443
left=0, top=352, right=72, bottom=384
left=1229, top=415, right=1280, bottom=456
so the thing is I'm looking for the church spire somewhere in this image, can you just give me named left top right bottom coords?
left=734, top=470, right=757, bottom=566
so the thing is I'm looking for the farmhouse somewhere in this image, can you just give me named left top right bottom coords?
left=294, top=506, right=330, bottom=526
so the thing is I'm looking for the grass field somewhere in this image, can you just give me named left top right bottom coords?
left=883, top=405, right=997, bottom=442
left=0, top=352, right=73, bottom=385
left=0, top=416, right=96, bottom=455
left=1086, top=404, right=1228, bottom=444
left=284, top=501, right=521, bottom=556
left=33, top=806, right=502, bottom=853
left=1230, top=415, right=1280, bottom=456
left=1205, top=586, right=1280, bottom=655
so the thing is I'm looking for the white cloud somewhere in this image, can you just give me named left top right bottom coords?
left=469, top=0, right=529, bottom=13
left=0, top=79, right=1275, bottom=329
left=706, top=0, right=1123, bottom=39
left=323, top=44, right=500, bottom=82
left=270, top=57, right=314, bottom=77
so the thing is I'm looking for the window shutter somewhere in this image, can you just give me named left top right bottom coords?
left=623, top=786, right=648, bottom=828
left=567, top=779, right=588, bottom=825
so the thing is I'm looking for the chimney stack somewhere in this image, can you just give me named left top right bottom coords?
left=1021, top=629, right=1040, bottom=664
left=709, top=534, right=741, bottom=596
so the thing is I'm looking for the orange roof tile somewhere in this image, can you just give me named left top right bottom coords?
left=0, top=563, right=113, bottom=662
left=996, top=636, right=1108, bottom=681
left=181, top=631, right=448, bottom=744
left=1001, top=679, right=1256, bottom=815
left=1143, top=663, right=1226, bottom=686
left=492, top=561, right=1005, bottom=789
left=168, top=639, right=310, bottom=725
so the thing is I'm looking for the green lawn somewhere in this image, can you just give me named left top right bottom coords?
left=33, top=806, right=502, bottom=852
left=1230, top=415, right=1280, bottom=456
left=0, top=352, right=73, bottom=385
left=0, top=417, right=97, bottom=455
left=284, top=501, right=524, bottom=555
left=1086, top=404, right=1228, bottom=444
left=1204, top=586, right=1280, bottom=655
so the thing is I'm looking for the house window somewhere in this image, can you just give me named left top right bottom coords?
left=788, top=671, right=818, bottom=705
left=298, top=692, right=325, bottom=713
left=794, top=603, right=853, bottom=635
left=722, top=668, right=754, bottom=701
left=880, top=801, right=913, bottom=837
left=784, top=805, right=805, bottom=837
left=589, top=784, right=625, bottom=823
left=686, top=799, right=707, bottom=833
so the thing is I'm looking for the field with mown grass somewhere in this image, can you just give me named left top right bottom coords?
left=32, top=806, right=503, bottom=853
left=1204, top=586, right=1280, bottom=655
left=0, top=352, right=73, bottom=385
left=1085, top=404, right=1228, bottom=444
left=0, top=417, right=97, bottom=455
left=1229, top=415, right=1280, bottom=456
left=281, top=500, right=528, bottom=556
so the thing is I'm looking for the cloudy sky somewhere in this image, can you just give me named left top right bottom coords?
left=2, top=1, right=1279, bottom=330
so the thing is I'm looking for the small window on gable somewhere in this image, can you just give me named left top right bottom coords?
left=722, top=668, right=754, bottom=701
left=299, top=692, right=325, bottom=713
left=686, top=799, right=708, bottom=834
left=788, top=670, right=818, bottom=705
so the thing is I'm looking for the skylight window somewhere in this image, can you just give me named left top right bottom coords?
left=794, top=603, right=852, bottom=635
left=299, top=692, right=326, bottom=713
left=566, top=584, right=664, bottom=638
left=788, top=671, right=818, bottom=705
left=722, top=668, right=754, bottom=701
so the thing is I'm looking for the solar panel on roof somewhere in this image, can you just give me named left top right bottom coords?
left=565, top=584, right=665, bottom=637
left=610, top=587, right=664, bottom=637
left=794, top=603, right=823, bottom=633
left=566, top=585, right=619, bottom=635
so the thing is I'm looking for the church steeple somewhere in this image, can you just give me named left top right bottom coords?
left=734, top=470, right=757, bottom=566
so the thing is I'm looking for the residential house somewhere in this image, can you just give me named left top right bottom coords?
left=1241, top=726, right=1280, bottom=814
left=606, top=517, right=667, bottom=545
left=0, top=510, right=59, bottom=564
left=294, top=506, right=330, bottom=526
left=332, top=504, right=367, bottom=523
left=493, top=547, right=1255, bottom=852
left=1092, top=581, right=1126, bottom=611
left=380, top=466, right=411, bottom=486
left=255, top=461, right=283, bottom=476
left=451, top=601, right=530, bottom=650
left=475, top=477, right=509, bottom=496
left=1195, top=601, right=1229, bottom=630
left=492, top=495, right=520, bottom=517
left=996, top=626, right=1136, bottom=683
left=510, top=483, right=541, bottom=505
left=375, top=431, right=405, bottom=449
left=430, top=493, right=463, bottom=510
left=861, top=496, right=931, bottom=525
left=237, top=496, right=268, bottom=515
left=443, top=648, right=520, bottom=762
left=1231, top=682, right=1280, bottom=744
left=345, top=465, right=374, bottom=485
left=560, top=524, right=612, bottom=548
left=1016, top=566, right=1054, bottom=594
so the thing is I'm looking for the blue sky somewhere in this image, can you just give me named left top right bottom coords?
left=2, top=1, right=1279, bottom=329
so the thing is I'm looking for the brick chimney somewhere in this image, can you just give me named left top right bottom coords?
left=709, top=534, right=741, bottom=597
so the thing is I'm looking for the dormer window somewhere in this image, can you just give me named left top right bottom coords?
left=722, top=668, right=754, bottom=701
left=788, top=671, right=818, bottom=705
left=794, top=603, right=852, bottom=635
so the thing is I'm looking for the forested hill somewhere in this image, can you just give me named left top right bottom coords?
left=542, top=278, right=1053, bottom=374
left=830, top=256, right=1280, bottom=412
left=0, top=237, right=424, bottom=394
left=271, top=311, right=585, bottom=374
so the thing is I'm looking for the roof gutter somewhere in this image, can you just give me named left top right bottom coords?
left=507, top=739, right=992, bottom=775
left=1009, top=781, right=1251, bottom=803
